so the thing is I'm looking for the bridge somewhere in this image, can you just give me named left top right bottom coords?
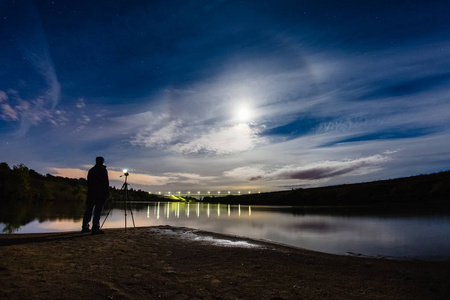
left=148, top=191, right=260, bottom=197
left=147, top=191, right=261, bottom=201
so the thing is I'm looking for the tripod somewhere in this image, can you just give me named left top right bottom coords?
left=101, top=171, right=136, bottom=232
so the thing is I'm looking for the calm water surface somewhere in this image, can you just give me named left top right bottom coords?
left=2, top=202, right=450, bottom=260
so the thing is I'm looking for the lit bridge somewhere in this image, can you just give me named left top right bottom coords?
left=147, top=191, right=261, bottom=201
left=148, top=191, right=260, bottom=197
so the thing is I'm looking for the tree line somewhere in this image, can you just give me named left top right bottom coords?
left=204, top=170, right=450, bottom=208
left=0, top=162, right=159, bottom=204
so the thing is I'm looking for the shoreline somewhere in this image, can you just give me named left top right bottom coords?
left=4, top=223, right=450, bottom=262
left=2, top=227, right=448, bottom=262
left=1, top=226, right=450, bottom=299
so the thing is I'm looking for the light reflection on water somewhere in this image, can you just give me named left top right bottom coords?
left=3, top=202, right=450, bottom=259
left=143, top=202, right=252, bottom=220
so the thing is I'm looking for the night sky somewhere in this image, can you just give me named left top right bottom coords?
left=1, top=0, right=450, bottom=192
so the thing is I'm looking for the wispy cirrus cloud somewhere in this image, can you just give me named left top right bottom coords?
left=1, top=2, right=61, bottom=135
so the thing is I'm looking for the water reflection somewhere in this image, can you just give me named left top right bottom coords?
left=2, top=201, right=450, bottom=259
left=145, top=202, right=253, bottom=220
left=0, top=199, right=85, bottom=234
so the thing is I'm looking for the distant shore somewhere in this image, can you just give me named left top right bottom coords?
left=202, top=171, right=450, bottom=206
left=1, top=226, right=449, bottom=299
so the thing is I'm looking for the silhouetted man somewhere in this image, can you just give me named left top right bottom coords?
left=82, top=156, right=109, bottom=234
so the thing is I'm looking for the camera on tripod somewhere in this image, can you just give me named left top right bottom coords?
left=102, top=168, right=135, bottom=231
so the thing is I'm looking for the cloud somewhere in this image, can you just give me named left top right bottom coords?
left=0, top=91, right=20, bottom=121
left=0, top=95, right=58, bottom=126
left=224, top=166, right=266, bottom=181
left=129, top=99, right=263, bottom=156
left=76, top=98, right=86, bottom=109
left=224, top=154, right=390, bottom=184
left=76, top=114, right=90, bottom=129
left=131, top=119, right=185, bottom=148
left=271, top=155, right=389, bottom=180
left=383, top=148, right=402, bottom=155
left=1, top=103, right=18, bottom=121
left=172, top=123, right=262, bottom=156
left=124, top=48, right=318, bottom=156
left=72, top=98, right=91, bottom=132
left=1, top=2, right=61, bottom=135
left=0, top=91, right=7, bottom=103
left=163, top=172, right=217, bottom=185
left=257, top=43, right=450, bottom=150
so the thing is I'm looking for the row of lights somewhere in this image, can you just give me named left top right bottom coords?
left=122, top=171, right=261, bottom=196
left=148, top=191, right=261, bottom=195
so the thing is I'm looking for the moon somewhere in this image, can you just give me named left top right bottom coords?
left=237, top=106, right=252, bottom=122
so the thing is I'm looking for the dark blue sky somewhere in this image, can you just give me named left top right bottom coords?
left=1, top=0, right=450, bottom=192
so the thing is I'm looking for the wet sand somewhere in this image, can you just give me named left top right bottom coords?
left=1, top=226, right=449, bottom=299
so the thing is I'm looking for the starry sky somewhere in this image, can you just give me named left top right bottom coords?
left=1, top=0, right=450, bottom=193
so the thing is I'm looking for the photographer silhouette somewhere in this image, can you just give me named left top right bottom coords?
left=81, top=156, right=109, bottom=235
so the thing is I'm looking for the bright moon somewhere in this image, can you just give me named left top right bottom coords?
left=237, top=106, right=252, bottom=122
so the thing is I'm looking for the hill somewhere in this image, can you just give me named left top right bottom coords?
left=203, top=171, right=450, bottom=207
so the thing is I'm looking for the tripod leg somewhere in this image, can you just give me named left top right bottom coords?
left=124, top=196, right=127, bottom=232
left=121, top=181, right=128, bottom=232
left=122, top=179, right=135, bottom=232
left=128, top=199, right=136, bottom=228
left=101, top=206, right=113, bottom=229
left=100, top=197, right=114, bottom=229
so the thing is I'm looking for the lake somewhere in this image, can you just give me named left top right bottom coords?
left=2, top=202, right=450, bottom=260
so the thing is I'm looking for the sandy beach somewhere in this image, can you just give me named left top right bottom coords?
left=1, top=226, right=449, bottom=299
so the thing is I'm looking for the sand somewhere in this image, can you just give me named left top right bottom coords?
left=1, top=226, right=449, bottom=299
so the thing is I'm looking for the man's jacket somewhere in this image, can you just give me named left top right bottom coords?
left=87, top=164, right=109, bottom=204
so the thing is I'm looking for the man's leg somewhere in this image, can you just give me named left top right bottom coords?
left=82, top=201, right=95, bottom=231
left=92, top=203, right=104, bottom=232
